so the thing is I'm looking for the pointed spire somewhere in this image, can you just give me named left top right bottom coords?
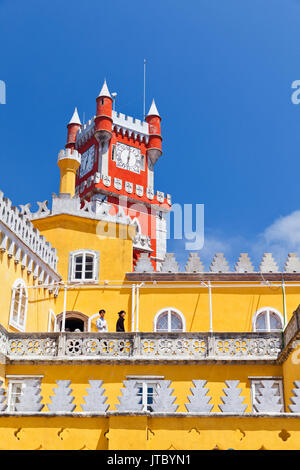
left=98, top=79, right=111, bottom=98
left=147, top=99, right=160, bottom=117
left=68, top=107, right=81, bottom=125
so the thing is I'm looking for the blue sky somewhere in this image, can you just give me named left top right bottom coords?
left=1, top=0, right=300, bottom=270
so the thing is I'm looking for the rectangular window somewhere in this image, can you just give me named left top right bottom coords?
left=69, top=250, right=99, bottom=283
left=7, top=380, right=23, bottom=412
left=251, top=379, right=284, bottom=413
left=111, top=145, right=116, bottom=161
left=136, top=382, right=157, bottom=412
left=9, top=280, right=28, bottom=332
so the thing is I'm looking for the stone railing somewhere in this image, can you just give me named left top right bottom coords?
left=3, top=329, right=282, bottom=362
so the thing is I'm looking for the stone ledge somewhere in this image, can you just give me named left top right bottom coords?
left=0, top=411, right=299, bottom=418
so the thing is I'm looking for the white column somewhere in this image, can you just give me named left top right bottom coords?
left=61, top=286, right=68, bottom=332
left=135, top=285, right=139, bottom=332
left=208, top=281, right=213, bottom=333
left=131, top=284, right=136, bottom=332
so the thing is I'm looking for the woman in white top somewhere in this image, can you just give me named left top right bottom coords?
left=96, top=309, right=108, bottom=332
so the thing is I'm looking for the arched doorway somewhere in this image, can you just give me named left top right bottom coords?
left=56, top=311, right=89, bottom=332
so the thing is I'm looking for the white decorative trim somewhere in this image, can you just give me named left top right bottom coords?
left=146, top=187, right=154, bottom=200
left=102, top=175, right=111, bottom=187
left=0, top=191, right=59, bottom=277
left=284, top=253, right=300, bottom=273
left=157, top=191, right=164, bottom=203
left=114, top=178, right=122, bottom=191
left=259, top=253, right=279, bottom=273
left=76, top=118, right=95, bottom=148
left=112, top=111, right=149, bottom=142
left=136, top=185, right=144, bottom=197
left=125, top=181, right=133, bottom=193
left=57, top=148, right=81, bottom=165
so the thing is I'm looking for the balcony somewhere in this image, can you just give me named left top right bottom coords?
left=0, top=325, right=285, bottom=363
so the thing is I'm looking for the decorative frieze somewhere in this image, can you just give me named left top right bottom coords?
left=210, top=253, right=230, bottom=273
left=15, top=379, right=44, bottom=412
left=47, top=380, right=76, bottom=412
left=219, top=380, right=247, bottom=413
left=185, top=252, right=204, bottom=273
left=114, top=178, right=122, bottom=191
left=2, top=375, right=300, bottom=415
left=136, top=185, right=143, bottom=197
left=81, top=380, right=109, bottom=412
left=151, top=380, right=178, bottom=413
left=185, top=380, right=213, bottom=413
left=125, top=181, right=133, bottom=194
left=284, top=253, right=300, bottom=273
left=288, top=381, right=300, bottom=413
left=134, top=253, right=154, bottom=273
left=0, top=381, right=6, bottom=412
left=254, top=380, right=283, bottom=413
left=146, top=187, right=154, bottom=200
left=103, top=175, right=111, bottom=187
left=235, top=253, right=255, bottom=273
left=156, top=191, right=164, bottom=203
left=259, top=253, right=279, bottom=273
left=115, top=381, right=143, bottom=412
left=160, top=253, right=179, bottom=273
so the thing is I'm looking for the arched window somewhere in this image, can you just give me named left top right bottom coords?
left=154, top=308, right=185, bottom=332
left=56, top=311, right=89, bottom=332
left=9, top=279, right=28, bottom=332
left=253, top=308, right=283, bottom=332
left=68, top=250, right=99, bottom=282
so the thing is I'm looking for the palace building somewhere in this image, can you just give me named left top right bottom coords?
left=0, top=80, right=300, bottom=450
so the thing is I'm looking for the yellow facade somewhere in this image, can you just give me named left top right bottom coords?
left=0, top=165, right=300, bottom=451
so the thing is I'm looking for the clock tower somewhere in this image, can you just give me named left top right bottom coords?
left=65, top=80, right=171, bottom=269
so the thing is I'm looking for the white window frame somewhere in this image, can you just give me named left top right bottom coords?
left=252, top=307, right=283, bottom=332
left=9, top=278, right=28, bottom=332
left=68, top=250, right=99, bottom=283
left=250, top=377, right=284, bottom=413
left=136, top=381, right=157, bottom=412
left=6, top=375, right=43, bottom=412
left=126, top=375, right=164, bottom=412
left=153, top=307, right=186, bottom=332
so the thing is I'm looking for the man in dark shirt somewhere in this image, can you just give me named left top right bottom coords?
left=116, top=311, right=126, bottom=332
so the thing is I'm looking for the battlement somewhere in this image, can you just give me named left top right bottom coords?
left=112, top=110, right=149, bottom=135
left=0, top=191, right=59, bottom=282
left=75, top=110, right=150, bottom=148
left=57, top=148, right=81, bottom=164
left=76, top=118, right=95, bottom=147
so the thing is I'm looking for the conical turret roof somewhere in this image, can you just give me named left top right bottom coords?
left=98, top=79, right=112, bottom=98
left=68, top=107, right=81, bottom=125
left=147, top=99, right=160, bottom=117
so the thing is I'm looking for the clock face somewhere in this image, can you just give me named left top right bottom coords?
left=115, top=142, right=142, bottom=173
left=80, top=145, right=95, bottom=177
